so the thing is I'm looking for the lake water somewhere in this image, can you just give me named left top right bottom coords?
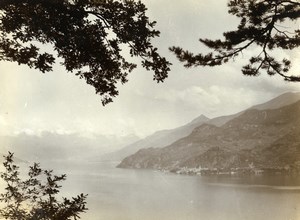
left=50, top=161, right=300, bottom=220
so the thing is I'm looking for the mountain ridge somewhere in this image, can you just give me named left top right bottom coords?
left=100, top=114, right=210, bottom=161
left=118, top=94, right=300, bottom=175
left=105, top=92, right=300, bottom=162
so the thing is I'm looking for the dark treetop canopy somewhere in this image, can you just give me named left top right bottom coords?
left=170, top=0, right=300, bottom=82
left=0, top=0, right=171, bottom=105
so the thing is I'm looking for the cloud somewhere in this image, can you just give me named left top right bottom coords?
left=0, top=0, right=300, bottom=140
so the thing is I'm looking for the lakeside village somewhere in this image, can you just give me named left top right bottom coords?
left=161, top=164, right=300, bottom=176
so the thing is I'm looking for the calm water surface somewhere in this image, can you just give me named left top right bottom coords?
left=23, top=161, right=300, bottom=220
left=52, top=161, right=300, bottom=220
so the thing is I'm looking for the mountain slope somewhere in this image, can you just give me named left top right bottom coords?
left=209, top=91, right=300, bottom=127
left=118, top=100, right=300, bottom=174
left=251, top=92, right=300, bottom=110
left=106, top=92, right=300, bottom=162
left=101, top=114, right=210, bottom=161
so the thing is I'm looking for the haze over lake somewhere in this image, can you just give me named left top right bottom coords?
left=46, top=160, right=300, bottom=220
left=1, top=93, right=300, bottom=220
left=1, top=0, right=300, bottom=219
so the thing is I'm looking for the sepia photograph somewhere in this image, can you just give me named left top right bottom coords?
left=0, top=0, right=300, bottom=219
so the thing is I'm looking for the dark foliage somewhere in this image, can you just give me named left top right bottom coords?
left=0, top=0, right=171, bottom=105
left=170, top=0, right=300, bottom=82
left=0, top=152, right=87, bottom=220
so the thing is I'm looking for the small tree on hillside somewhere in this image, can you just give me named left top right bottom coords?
left=170, top=0, right=300, bottom=82
left=0, top=152, right=87, bottom=220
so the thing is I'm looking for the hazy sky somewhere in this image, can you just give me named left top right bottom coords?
left=1, top=0, right=300, bottom=138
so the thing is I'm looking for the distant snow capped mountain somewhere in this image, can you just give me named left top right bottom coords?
left=0, top=132, right=139, bottom=162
